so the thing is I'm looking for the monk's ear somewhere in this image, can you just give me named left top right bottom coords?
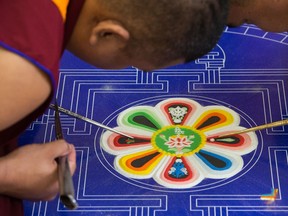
left=89, top=20, right=130, bottom=47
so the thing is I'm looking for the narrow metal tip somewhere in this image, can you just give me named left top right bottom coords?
left=60, top=195, right=78, bottom=210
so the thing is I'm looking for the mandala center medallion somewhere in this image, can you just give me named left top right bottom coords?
left=151, top=126, right=206, bottom=156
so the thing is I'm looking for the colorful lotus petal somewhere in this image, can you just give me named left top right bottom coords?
left=100, top=98, right=258, bottom=188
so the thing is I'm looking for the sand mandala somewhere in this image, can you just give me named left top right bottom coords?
left=100, top=98, right=258, bottom=188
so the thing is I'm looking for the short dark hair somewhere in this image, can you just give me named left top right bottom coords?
left=98, top=0, right=229, bottom=66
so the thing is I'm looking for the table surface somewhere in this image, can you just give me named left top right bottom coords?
left=20, top=24, right=288, bottom=216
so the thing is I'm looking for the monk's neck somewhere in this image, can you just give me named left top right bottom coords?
left=227, top=0, right=288, bottom=32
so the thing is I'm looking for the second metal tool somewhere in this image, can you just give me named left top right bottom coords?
left=54, top=101, right=78, bottom=210
left=50, top=104, right=134, bottom=139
